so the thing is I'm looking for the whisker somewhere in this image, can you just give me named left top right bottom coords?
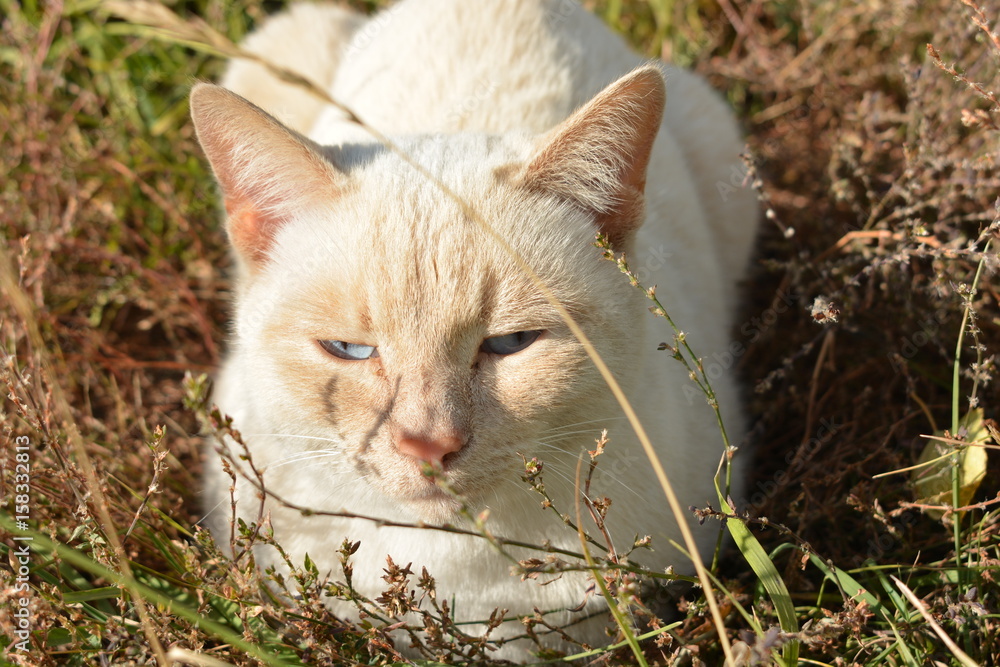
left=531, top=442, right=590, bottom=456
left=537, top=416, right=625, bottom=435
left=537, top=430, right=607, bottom=444
left=195, top=498, right=229, bottom=526
left=270, top=452, right=344, bottom=469
left=243, top=433, right=339, bottom=445
left=527, top=447, right=645, bottom=503
left=519, top=462, right=598, bottom=504
left=269, top=450, right=338, bottom=461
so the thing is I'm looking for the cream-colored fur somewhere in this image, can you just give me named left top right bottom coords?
left=196, top=0, right=758, bottom=660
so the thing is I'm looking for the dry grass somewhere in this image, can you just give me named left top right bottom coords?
left=1, top=0, right=998, bottom=665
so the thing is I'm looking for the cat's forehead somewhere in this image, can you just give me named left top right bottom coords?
left=338, top=134, right=547, bottom=272
left=266, top=132, right=601, bottom=338
left=353, top=186, right=528, bottom=337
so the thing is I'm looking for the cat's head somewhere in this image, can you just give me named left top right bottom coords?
left=191, top=67, right=665, bottom=521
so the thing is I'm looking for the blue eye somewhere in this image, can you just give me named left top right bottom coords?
left=318, top=340, right=379, bottom=361
left=480, top=330, right=542, bottom=355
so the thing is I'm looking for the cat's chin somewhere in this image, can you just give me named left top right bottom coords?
left=362, top=456, right=485, bottom=523
left=394, top=487, right=464, bottom=524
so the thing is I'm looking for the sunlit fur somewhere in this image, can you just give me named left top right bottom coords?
left=196, top=0, right=758, bottom=659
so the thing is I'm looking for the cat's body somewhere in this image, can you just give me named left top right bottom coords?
left=194, top=0, right=757, bottom=658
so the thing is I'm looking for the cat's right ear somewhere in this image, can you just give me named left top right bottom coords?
left=516, top=65, right=665, bottom=247
left=190, top=83, right=345, bottom=268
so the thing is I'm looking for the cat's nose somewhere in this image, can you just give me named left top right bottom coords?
left=396, top=434, right=465, bottom=467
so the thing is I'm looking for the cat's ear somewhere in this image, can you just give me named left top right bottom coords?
left=519, top=65, right=665, bottom=245
left=190, top=83, right=345, bottom=267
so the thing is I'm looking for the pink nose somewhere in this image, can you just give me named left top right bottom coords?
left=396, top=434, right=465, bottom=466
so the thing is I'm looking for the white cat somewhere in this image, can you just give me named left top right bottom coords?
left=193, top=0, right=757, bottom=659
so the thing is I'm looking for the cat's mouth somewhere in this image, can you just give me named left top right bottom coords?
left=393, top=482, right=465, bottom=522
left=358, top=454, right=472, bottom=517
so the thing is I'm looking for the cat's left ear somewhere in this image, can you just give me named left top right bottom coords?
left=190, top=83, right=346, bottom=269
left=519, top=65, right=665, bottom=246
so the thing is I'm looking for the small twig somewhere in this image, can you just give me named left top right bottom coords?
left=581, top=431, right=621, bottom=565
left=122, top=425, right=168, bottom=547
left=961, top=0, right=1000, bottom=57
left=891, top=575, right=979, bottom=667
left=520, top=454, right=610, bottom=555
left=898, top=491, right=1000, bottom=515
left=926, top=43, right=1000, bottom=111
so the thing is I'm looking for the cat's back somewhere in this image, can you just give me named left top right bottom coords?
left=307, top=0, right=756, bottom=335
left=310, top=0, right=640, bottom=142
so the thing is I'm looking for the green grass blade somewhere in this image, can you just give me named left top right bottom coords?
left=808, top=554, right=884, bottom=613
left=62, top=586, right=122, bottom=603
left=727, top=517, right=800, bottom=665
left=0, top=515, right=298, bottom=667
left=559, top=622, right=681, bottom=662
left=671, top=539, right=762, bottom=633
left=875, top=570, right=915, bottom=622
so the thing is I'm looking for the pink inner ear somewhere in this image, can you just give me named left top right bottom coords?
left=518, top=66, right=665, bottom=247
left=225, top=198, right=275, bottom=264
left=190, top=84, right=348, bottom=270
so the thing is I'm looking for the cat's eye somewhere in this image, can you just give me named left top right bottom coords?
left=318, top=339, right=379, bottom=361
left=480, top=330, right=543, bottom=355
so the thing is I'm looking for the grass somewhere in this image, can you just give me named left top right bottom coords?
left=2, top=0, right=999, bottom=665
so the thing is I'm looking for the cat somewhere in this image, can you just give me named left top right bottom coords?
left=192, top=0, right=758, bottom=659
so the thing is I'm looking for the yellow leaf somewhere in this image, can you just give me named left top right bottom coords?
left=911, top=409, right=990, bottom=519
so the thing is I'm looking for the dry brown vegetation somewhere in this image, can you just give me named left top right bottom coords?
left=1, top=0, right=998, bottom=665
